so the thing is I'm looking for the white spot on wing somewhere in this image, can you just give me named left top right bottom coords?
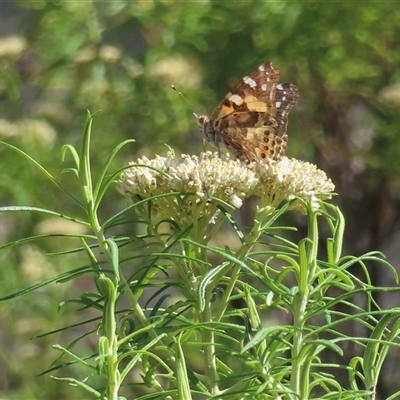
left=276, top=101, right=281, bottom=108
left=259, top=64, right=265, bottom=71
left=277, top=84, right=283, bottom=90
left=243, top=75, right=257, bottom=88
left=261, top=83, right=267, bottom=91
left=229, top=93, right=244, bottom=105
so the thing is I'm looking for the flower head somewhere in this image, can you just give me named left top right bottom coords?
left=117, top=152, right=335, bottom=224
left=117, top=152, right=258, bottom=226
left=251, top=157, right=335, bottom=212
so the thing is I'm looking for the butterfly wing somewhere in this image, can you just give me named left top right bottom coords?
left=209, top=61, right=299, bottom=161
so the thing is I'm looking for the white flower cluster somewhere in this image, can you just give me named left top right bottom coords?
left=252, top=157, right=335, bottom=211
left=117, top=152, right=335, bottom=222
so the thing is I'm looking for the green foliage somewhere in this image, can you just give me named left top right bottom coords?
left=2, top=2, right=400, bottom=398
left=1, top=114, right=400, bottom=399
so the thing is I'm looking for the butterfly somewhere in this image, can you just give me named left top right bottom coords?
left=195, top=61, right=299, bottom=162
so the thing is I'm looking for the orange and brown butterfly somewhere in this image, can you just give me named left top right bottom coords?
left=195, top=61, right=299, bottom=162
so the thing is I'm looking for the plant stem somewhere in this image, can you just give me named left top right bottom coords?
left=290, top=208, right=318, bottom=397
left=201, top=289, right=219, bottom=396
left=290, top=288, right=308, bottom=396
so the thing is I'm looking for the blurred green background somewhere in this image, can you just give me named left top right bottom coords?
left=1, top=1, right=400, bottom=399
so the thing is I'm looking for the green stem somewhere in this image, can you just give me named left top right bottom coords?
left=96, top=276, right=119, bottom=400
left=290, top=207, right=318, bottom=397
left=94, top=228, right=176, bottom=398
left=215, top=210, right=267, bottom=321
left=201, top=289, right=219, bottom=396
left=290, top=288, right=308, bottom=396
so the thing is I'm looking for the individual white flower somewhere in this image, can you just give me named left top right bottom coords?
left=379, top=84, right=400, bottom=108
left=99, top=45, right=121, bottom=63
left=17, top=119, right=57, bottom=149
left=0, top=119, right=18, bottom=138
left=35, top=217, right=89, bottom=235
left=0, top=35, right=27, bottom=59
left=149, top=55, right=201, bottom=88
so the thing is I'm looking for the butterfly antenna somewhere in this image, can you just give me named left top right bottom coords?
left=171, top=85, right=202, bottom=114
